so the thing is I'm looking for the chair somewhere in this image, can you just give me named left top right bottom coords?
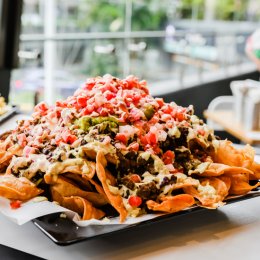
left=206, top=95, right=234, bottom=131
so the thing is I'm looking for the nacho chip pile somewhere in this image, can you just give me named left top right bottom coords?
left=0, top=75, right=260, bottom=223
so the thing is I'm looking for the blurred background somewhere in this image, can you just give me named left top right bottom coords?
left=6, top=0, right=260, bottom=112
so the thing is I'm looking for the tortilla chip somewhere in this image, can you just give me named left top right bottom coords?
left=96, top=151, right=127, bottom=223
left=248, top=162, right=260, bottom=180
left=63, top=172, right=93, bottom=191
left=183, top=177, right=229, bottom=208
left=0, top=130, right=12, bottom=141
left=51, top=189, right=105, bottom=220
left=0, top=152, right=12, bottom=165
left=146, top=194, right=195, bottom=213
left=0, top=174, right=42, bottom=201
left=44, top=159, right=96, bottom=184
left=212, top=140, right=254, bottom=169
left=199, top=163, right=254, bottom=177
left=218, top=175, right=232, bottom=191
left=50, top=176, right=108, bottom=207
left=82, top=144, right=118, bottom=164
left=227, top=173, right=260, bottom=195
left=163, top=177, right=199, bottom=195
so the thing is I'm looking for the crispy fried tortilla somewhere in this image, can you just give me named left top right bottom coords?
left=96, top=151, right=127, bottom=223
left=51, top=188, right=105, bottom=220
left=146, top=194, right=195, bottom=213
left=50, top=176, right=108, bottom=207
left=212, top=140, right=255, bottom=169
left=198, top=163, right=254, bottom=177
left=183, top=177, right=230, bottom=208
left=227, top=173, right=260, bottom=195
left=0, top=174, right=42, bottom=201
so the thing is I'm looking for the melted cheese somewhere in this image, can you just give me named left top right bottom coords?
left=198, top=182, right=216, bottom=199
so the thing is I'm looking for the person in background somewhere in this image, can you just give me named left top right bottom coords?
left=245, top=29, right=260, bottom=71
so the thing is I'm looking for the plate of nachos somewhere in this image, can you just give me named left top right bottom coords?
left=1, top=75, right=260, bottom=244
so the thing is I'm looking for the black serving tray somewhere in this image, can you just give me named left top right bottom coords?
left=32, top=188, right=260, bottom=246
left=0, top=105, right=18, bottom=125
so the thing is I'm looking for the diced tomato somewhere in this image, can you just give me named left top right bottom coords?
left=152, top=146, right=162, bottom=155
left=118, top=112, right=128, bottom=123
left=61, top=130, right=77, bottom=144
left=130, top=174, right=141, bottom=183
left=17, top=133, right=27, bottom=147
left=139, top=135, right=148, bottom=146
left=115, top=133, right=128, bottom=145
left=198, top=128, right=205, bottom=136
left=132, top=93, right=141, bottom=103
left=105, top=92, right=116, bottom=101
left=162, top=150, right=175, bottom=164
left=23, top=146, right=36, bottom=157
left=103, top=103, right=114, bottom=114
left=146, top=132, right=157, bottom=145
left=156, top=98, right=164, bottom=107
left=81, top=104, right=95, bottom=115
left=55, top=138, right=63, bottom=146
left=55, top=100, right=67, bottom=108
left=163, top=105, right=173, bottom=114
left=128, top=142, right=139, bottom=152
left=84, top=79, right=96, bottom=90
left=176, top=112, right=185, bottom=121
left=148, top=114, right=159, bottom=125
left=97, top=107, right=108, bottom=116
left=10, top=200, right=21, bottom=209
left=68, top=135, right=77, bottom=144
left=128, top=196, right=142, bottom=207
left=77, top=96, right=87, bottom=107
left=34, top=102, right=49, bottom=115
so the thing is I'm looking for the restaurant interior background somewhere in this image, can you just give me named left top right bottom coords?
left=7, top=0, right=260, bottom=112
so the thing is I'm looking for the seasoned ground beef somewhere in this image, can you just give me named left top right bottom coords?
left=137, top=182, right=159, bottom=200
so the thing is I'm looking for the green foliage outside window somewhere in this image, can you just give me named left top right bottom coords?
left=178, top=0, right=205, bottom=20
left=215, top=0, right=249, bottom=21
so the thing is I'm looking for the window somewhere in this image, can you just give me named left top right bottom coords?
left=10, top=0, right=260, bottom=111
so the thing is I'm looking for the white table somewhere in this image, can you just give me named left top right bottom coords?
left=1, top=199, right=260, bottom=260
left=1, top=115, right=260, bottom=259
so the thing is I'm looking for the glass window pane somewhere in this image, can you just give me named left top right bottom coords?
left=21, top=0, right=44, bottom=34
left=131, top=0, right=168, bottom=31
left=57, top=0, right=126, bottom=33
left=10, top=39, right=125, bottom=112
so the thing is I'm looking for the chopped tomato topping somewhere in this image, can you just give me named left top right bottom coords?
left=163, top=105, right=173, bottom=114
left=156, top=98, right=164, bottom=107
left=23, top=146, right=36, bottom=157
left=128, top=142, right=139, bottom=152
left=81, top=104, right=95, bottom=115
left=55, top=100, right=67, bottom=108
left=139, top=135, right=148, bottom=146
left=128, top=196, right=142, bottom=207
left=146, top=132, right=157, bottom=145
left=97, top=107, right=108, bottom=116
left=61, top=130, right=77, bottom=144
left=17, top=133, right=27, bottom=147
left=162, top=150, right=175, bottom=164
left=105, top=92, right=116, bottom=100
left=130, top=174, right=141, bottom=183
left=34, top=102, right=49, bottom=115
left=115, top=133, right=128, bottom=144
left=176, top=111, right=185, bottom=121
left=77, top=96, right=87, bottom=107
left=198, top=128, right=205, bottom=136
left=10, top=200, right=22, bottom=209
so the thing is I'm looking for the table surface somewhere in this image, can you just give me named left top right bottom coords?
left=1, top=198, right=260, bottom=260
left=2, top=114, right=260, bottom=260
left=204, top=110, right=260, bottom=145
